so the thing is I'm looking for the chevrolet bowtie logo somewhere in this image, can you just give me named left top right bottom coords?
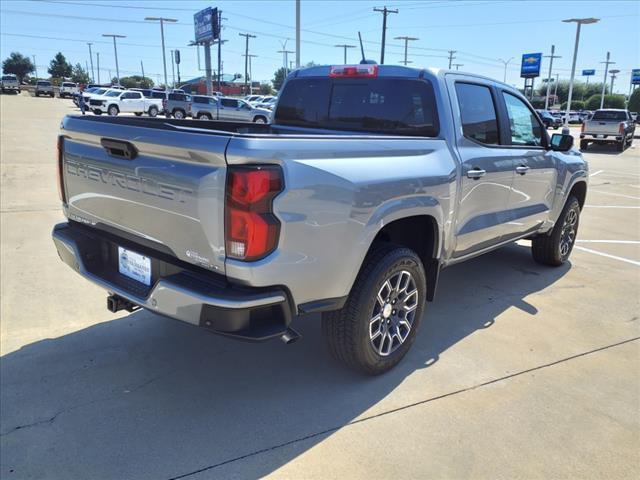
left=524, top=57, right=538, bottom=64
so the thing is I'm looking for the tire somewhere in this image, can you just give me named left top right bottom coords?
left=580, top=139, right=588, bottom=150
left=197, top=112, right=211, bottom=120
left=321, top=243, right=426, bottom=375
left=108, top=105, right=119, bottom=116
left=35, top=92, right=39, bottom=97
left=135, top=112, right=143, bottom=117
left=173, top=109, right=185, bottom=119
left=616, top=140, right=624, bottom=152
left=148, top=106, right=158, bottom=117
left=50, top=93, right=54, bottom=97
left=92, top=109, right=102, bottom=115
left=253, top=116, right=267, bottom=124
left=532, top=195, right=581, bottom=266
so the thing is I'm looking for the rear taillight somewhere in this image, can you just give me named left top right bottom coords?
left=619, top=122, right=625, bottom=135
left=57, top=135, right=67, bottom=203
left=225, top=166, right=283, bottom=261
left=329, top=64, right=378, bottom=78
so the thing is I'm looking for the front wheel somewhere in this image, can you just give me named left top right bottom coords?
left=108, top=105, right=119, bottom=116
left=580, top=139, right=588, bottom=150
left=532, top=195, right=581, bottom=266
left=322, top=244, right=426, bottom=375
left=148, top=106, right=158, bottom=117
left=253, top=116, right=267, bottom=123
left=173, top=109, right=185, bottom=119
left=197, top=113, right=211, bottom=120
left=92, top=109, right=102, bottom=115
left=616, top=140, right=625, bottom=152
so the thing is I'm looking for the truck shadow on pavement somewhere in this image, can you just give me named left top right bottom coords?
left=0, top=243, right=569, bottom=479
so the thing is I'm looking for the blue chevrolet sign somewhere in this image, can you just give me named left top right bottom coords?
left=632, top=69, right=640, bottom=85
left=582, top=69, right=595, bottom=76
left=520, top=53, right=542, bottom=78
left=194, top=7, right=219, bottom=43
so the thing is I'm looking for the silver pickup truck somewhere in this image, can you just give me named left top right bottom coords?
left=52, top=64, right=588, bottom=374
left=580, top=109, right=635, bottom=152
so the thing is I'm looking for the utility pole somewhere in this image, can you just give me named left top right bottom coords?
left=217, top=9, right=223, bottom=91
left=394, top=36, right=418, bottom=66
left=32, top=55, right=37, bottom=80
left=452, top=63, right=464, bottom=70
left=447, top=50, right=457, bottom=69
left=244, top=54, right=258, bottom=94
left=87, top=43, right=95, bottom=82
left=141, top=60, right=145, bottom=81
left=609, top=69, right=620, bottom=94
left=334, top=44, right=356, bottom=64
left=145, top=17, right=177, bottom=89
left=85, top=60, right=90, bottom=79
left=553, top=73, right=559, bottom=101
left=102, top=34, right=126, bottom=85
left=295, top=0, right=300, bottom=68
left=170, top=50, right=176, bottom=88
left=599, top=51, right=615, bottom=108
left=498, top=57, right=514, bottom=83
left=278, top=49, right=294, bottom=75
left=239, top=33, right=256, bottom=95
left=562, top=17, right=599, bottom=126
left=544, top=45, right=562, bottom=110
left=373, top=6, right=398, bottom=64
left=96, top=52, right=100, bottom=84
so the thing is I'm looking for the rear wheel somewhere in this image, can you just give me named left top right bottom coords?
left=35, top=92, right=39, bottom=97
left=532, top=195, right=581, bottom=266
left=92, top=109, right=102, bottom=115
left=616, top=140, right=625, bottom=152
left=253, top=116, right=267, bottom=123
left=580, top=139, right=588, bottom=150
left=322, top=243, right=426, bottom=375
left=197, top=112, right=211, bottom=120
left=173, top=109, right=185, bottom=119
left=148, top=106, right=158, bottom=117
left=134, top=112, right=143, bottom=116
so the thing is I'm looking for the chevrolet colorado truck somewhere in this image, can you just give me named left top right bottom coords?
left=580, top=109, right=635, bottom=152
left=52, top=64, right=588, bottom=374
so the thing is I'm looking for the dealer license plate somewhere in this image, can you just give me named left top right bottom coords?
left=118, top=246, right=151, bottom=286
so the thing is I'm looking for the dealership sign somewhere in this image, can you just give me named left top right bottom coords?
left=520, top=53, right=542, bottom=78
left=194, top=7, right=219, bottom=43
left=582, top=69, right=595, bottom=76
left=632, top=69, right=640, bottom=85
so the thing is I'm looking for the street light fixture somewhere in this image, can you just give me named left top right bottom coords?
left=498, top=57, right=514, bottom=83
left=609, top=69, right=621, bottom=94
left=145, top=17, right=177, bottom=89
left=101, top=34, right=126, bottom=85
left=562, top=17, right=599, bottom=127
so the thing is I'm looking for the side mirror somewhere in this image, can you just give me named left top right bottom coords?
left=550, top=133, right=574, bottom=152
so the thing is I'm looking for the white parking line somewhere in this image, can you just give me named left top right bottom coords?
left=590, top=170, right=604, bottom=177
left=577, top=240, right=640, bottom=244
left=574, top=246, right=640, bottom=267
left=589, top=190, right=640, bottom=201
left=585, top=205, right=640, bottom=209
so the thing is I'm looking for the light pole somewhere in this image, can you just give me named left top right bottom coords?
left=498, top=57, right=514, bottom=83
left=145, top=17, right=177, bottom=89
left=334, top=44, right=356, bottom=64
left=553, top=73, right=560, bottom=102
left=102, top=34, right=126, bottom=85
left=562, top=17, right=599, bottom=126
left=543, top=45, right=561, bottom=110
left=87, top=42, right=95, bottom=82
left=239, top=33, right=257, bottom=94
left=599, top=52, right=615, bottom=108
left=170, top=50, right=176, bottom=88
left=609, top=69, right=620, bottom=94
left=394, top=36, right=419, bottom=66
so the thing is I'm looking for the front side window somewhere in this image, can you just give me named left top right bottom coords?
left=455, top=83, right=499, bottom=145
left=502, top=92, right=543, bottom=146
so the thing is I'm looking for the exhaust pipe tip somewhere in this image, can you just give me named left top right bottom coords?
left=281, top=327, right=301, bottom=345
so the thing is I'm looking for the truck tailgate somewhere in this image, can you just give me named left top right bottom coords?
left=60, top=116, right=229, bottom=273
left=584, top=120, right=620, bottom=135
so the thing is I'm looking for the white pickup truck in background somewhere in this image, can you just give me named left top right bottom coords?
left=580, top=109, right=636, bottom=152
left=1, top=74, right=20, bottom=93
left=89, top=89, right=163, bottom=117
left=59, top=82, right=78, bottom=98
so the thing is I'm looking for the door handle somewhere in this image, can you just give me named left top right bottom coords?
left=467, top=168, right=486, bottom=179
left=515, top=165, right=530, bottom=175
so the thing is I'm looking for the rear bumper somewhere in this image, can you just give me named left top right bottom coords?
left=581, top=133, right=623, bottom=142
left=52, top=222, right=294, bottom=340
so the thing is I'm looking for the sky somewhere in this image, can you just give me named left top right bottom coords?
left=1, top=0, right=639, bottom=93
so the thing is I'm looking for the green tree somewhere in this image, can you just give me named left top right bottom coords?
left=628, top=88, right=640, bottom=112
left=537, top=80, right=608, bottom=104
left=259, top=83, right=274, bottom=95
left=560, top=100, right=585, bottom=110
left=272, top=67, right=287, bottom=91
left=70, top=63, right=91, bottom=84
left=118, top=75, right=154, bottom=89
left=48, top=52, right=72, bottom=79
left=2, top=52, right=35, bottom=82
left=585, top=94, right=626, bottom=110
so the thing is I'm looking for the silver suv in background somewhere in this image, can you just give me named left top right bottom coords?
left=1, top=74, right=20, bottom=94
left=35, top=80, right=54, bottom=97
left=163, top=92, right=192, bottom=119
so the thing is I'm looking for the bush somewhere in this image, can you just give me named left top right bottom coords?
left=628, top=88, right=640, bottom=112
left=560, top=100, right=585, bottom=111
left=585, top=94, right=626, bottom=110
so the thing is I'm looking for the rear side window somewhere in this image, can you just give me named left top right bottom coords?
left=455, top=83, right=499, bottom=145
left=193, top=96, right=207, bottom=104
left=502, top=92, right=543, bottom=146
left=150, top=91, right=166, bottom=99
left=275, top=78, right=439, bottom=136
left=221, top=99, right=238, bottom=108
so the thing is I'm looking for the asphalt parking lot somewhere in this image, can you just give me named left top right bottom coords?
left=1, top=92, right=639, bottom=479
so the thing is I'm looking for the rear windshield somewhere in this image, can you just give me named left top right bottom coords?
left=592, top=110, right=627, bottom=121
left=37, top=81, right=51, bottom=86
left=275, top=77, right=439, bottom=136
left=62, top=82, right=75, bottom=87
left=2, top=75, right=17, bottom=81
